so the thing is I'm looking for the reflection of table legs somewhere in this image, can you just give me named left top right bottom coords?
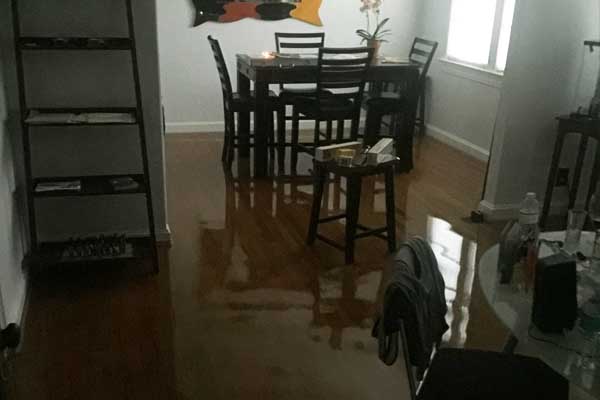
left=345, top=177, right=362, bottom=264
left=253, top=79, right=270, bottom=177
left=236, top=71, right=251, bottom=158
left=385, top=168, right=397, bottom=253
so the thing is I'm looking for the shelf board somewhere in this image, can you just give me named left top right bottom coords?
left=33, top=237, right=153, bottom=265
left=25, top=107, right=138, bottom=127
left=33, top=174, right=146, bottom=198
left=19, top=37, right=132, bottom=51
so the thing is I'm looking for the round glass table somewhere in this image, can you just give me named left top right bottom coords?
left=478, top=231, right=600, bottom=399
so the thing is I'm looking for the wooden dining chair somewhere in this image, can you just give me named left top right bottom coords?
left=274, top=32, right=326, bottom=171
left=363, top=38, right=438, bottom=146
left=291, top=47, right=374, bottom=173
left=207, top=35, right=283, bottom=168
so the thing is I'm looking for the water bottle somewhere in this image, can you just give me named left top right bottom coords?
left=519, top=192, right=540, bottom=240
left=517, top=193, right=540, bottom=292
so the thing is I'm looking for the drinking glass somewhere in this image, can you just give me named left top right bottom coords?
left=565, top=209, right=587, bottom=253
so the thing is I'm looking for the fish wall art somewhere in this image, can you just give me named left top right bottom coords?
left=191, top=0, right=323, bottom=26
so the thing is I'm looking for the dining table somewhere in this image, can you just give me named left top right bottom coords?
left=236, top=54, right=421, bottom=177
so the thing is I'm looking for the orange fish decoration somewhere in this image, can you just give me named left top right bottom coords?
left=219, top=1, right=259, bottom=22
left=192, top=0, right=322, bottom=26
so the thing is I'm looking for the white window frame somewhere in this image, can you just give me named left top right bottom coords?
left=445, top=0, right=513, bottom=74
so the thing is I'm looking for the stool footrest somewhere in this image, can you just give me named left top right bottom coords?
left=318, top=214, right=346, bottom=223
left=355, top=225, right=388, bottom=240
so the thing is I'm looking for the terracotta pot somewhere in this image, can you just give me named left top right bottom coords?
left=366, top=39, right=382, bottom=63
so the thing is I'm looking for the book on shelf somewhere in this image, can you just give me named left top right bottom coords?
left=25, top=110, right=136, bottom=124
left=35, top=180, right=82, bottom=193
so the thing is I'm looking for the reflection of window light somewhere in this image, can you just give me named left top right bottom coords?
left=427, top=217, right=463, bottom=263
left=426, top=216, right=477, bottom=347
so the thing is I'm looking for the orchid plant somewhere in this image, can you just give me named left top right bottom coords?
left=356, top=0, right=390, bottom=43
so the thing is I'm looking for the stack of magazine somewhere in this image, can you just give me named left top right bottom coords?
left=109, top=177, right=140, bottom=192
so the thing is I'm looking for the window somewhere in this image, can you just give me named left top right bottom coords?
left=446, top=0, right=516, bottom=72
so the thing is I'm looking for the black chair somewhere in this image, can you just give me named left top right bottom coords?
left=208, top=36, right=283, bottom=167
left=274, top=32, right=326, bottom=171
left=363, top=38, right=438, bottom=146
left=377, top=244, right=569, bottom=400
left=290, top=47, right=374, bottom=173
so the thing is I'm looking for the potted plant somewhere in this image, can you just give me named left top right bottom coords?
left=356, top=0, right=390, bottom=61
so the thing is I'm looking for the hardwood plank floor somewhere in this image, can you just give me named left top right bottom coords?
left=11, top=133, right=508, bottom=399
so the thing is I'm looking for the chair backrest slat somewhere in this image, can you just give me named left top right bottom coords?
left=279, top=42, right=324, bottom=49
left=316, top=47, right=374, bottom=113
left=207, top=35, right=234, bottom=107
left=275, top=32, right=325, bottom=54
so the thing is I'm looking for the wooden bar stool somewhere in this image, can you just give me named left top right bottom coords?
left=307, top=158, right=399, bottom=264
left=541, top=115, right=600, bottom=228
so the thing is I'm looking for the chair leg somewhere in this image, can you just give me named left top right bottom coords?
left=314, top=119, right=321, bottom=148
left=345, top=177, right=362, bottom=265
left=418, top=88, right=425, bottom=135
left=326, top=120, right=333, bottom=143
left=277, top=107, right=286, bottom=174
left=222, top=111, right=231, bottom=163
left=291, top=108, right=300, bottom=174
left=307, top=166, right=326, bottom=245
left=350, top=114, right=360, bottom=141
left=268, top=110, right=275, bottom=162
left=336, top=119, right=344, bottom=142
left=384, top=168, right=397, bottom=253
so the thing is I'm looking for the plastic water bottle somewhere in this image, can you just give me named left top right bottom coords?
left=517, top=193, right=540, bottom=292
left=519, top=192, right=540, bottom=239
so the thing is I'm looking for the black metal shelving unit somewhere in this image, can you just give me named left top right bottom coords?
left=11, top=0, right=159, bottom=273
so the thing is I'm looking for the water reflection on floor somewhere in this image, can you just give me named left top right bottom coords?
left=14, top=134, right=504, bottom=400
left=166, top=135, right=491, bottom=399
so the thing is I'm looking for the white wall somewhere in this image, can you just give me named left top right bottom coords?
left=157, top=0, right=422, bottom=133
left=418, top=0, right=501, bottom=161
left=481, top=0, right=599, bottom=218
left=0, top=10, right=27, bottom=326
left=4, top=0, right=169, bottom=241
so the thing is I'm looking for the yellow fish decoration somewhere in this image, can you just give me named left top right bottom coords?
left=291, top=0, right=323, bottom=26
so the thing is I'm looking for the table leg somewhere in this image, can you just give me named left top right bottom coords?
left=385, top=168, right=397, bottom=253
left=237, top=70, right=251, bottom=158
left=307, top=166, right=326, bottom=245
left=254, top=79, right=269, bottom=177
left=570, top=135, right=589, bottom=209
left=541, top=132, right=565, bottom=228
left=586, top=144, right=600, bottom=210
left=345, top=177, right=362, bottom=264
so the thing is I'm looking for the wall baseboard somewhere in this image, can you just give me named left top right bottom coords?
left=478, top=198, right=579, bottom=221
left=478, top=200, right=520, bottom=221
left=166, top=119, right=364, bottom=135
left=425, top=124, right=490, bottom=162
left=166, top=121, right=224, bottom=133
